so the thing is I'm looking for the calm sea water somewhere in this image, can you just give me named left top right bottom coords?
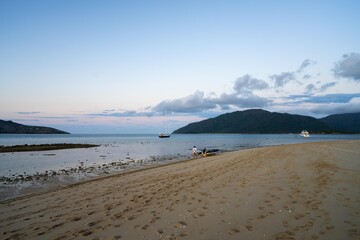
left=0, top=133, right=359, bottom=200
left=1, top=133, right=360, bottom=177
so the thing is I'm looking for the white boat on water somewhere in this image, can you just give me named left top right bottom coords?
left=300, top=130, right=310, bottom=137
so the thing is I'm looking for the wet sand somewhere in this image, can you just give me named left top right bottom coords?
left=0, top=140, right=359, bottom=239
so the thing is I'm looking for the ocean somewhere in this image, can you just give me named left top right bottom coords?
left=1, top=133, right=359, bottom=200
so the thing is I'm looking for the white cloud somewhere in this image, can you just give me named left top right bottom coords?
left=304, top=82, right=337, bottom=94
left=233, top=74, right=269, bottom=93
left=319, top=82, right=337, bottom=92
left=152, top=91, right=216, bottom=113
left=305, top=84, right=317, bottom=94
left=270, top=59, right=317, bottom=88
left=297, top=59, right=317, bottom=73
left=333, top=53, right=360, bottom=81
left=269, top=72, right=296, bottom=88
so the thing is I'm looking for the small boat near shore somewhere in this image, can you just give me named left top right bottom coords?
left=159, top=133, right=170, bottom=138
left=200, top=148, right=219, bottom=157
left=159, top=115, right=171, bottom=138
left=300, top=130, right=310, bottom=137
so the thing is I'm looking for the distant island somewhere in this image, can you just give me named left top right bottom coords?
left=0, top=120, right=69, bottom=134
left=173, top=109, right=360, bottom=134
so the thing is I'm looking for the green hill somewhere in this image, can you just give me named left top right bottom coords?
left=320, top=112, right=360, bottom=133
left=173, top=109, right=351, bottom=134
left=0, top=120, right=69, bottom=134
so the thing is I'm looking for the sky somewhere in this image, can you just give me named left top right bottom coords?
left=1, top=0, right=360, bottom=134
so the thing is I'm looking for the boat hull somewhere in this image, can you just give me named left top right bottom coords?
left=159, top=134, right=170, bottom=138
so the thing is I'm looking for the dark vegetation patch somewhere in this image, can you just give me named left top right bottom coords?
left=0, top=143, right=100, bottom=153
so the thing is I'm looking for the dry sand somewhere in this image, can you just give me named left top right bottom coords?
left=0, top=140, right=359, bottom=240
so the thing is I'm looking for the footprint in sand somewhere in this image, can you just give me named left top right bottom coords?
left=228, top=228, right=241, bottom=235
left=311, top=204, right=319, bottom=210
left=178, top=221, right=187, bottom=227
left=87, top=220, right=102, bottom=227
left=141, top=225, right=149, bottom=230
left=294, top=213, right=305, bottom=220
left=245, top=225, right=253, bottom=231
left=111, top=212, right=123, bottom=220
left=50, top=223, right=64, bottom=230
left=71, top=216, right=82, bottom=222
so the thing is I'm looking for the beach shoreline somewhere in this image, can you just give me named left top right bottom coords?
left=1, top=140, right=359, bottom=239
left=0, top=153, right=189, bottom=202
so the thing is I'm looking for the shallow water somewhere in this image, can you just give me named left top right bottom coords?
left=1, top=133, right=360, bottom=177
left=1, top=133, right=359, bottom=200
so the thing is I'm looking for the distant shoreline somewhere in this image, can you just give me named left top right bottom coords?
left=0, top=143, right=100, bottom=153
left=173, top=131, right=359, bottom=134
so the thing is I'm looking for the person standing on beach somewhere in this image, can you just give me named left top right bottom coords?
left=192, top=146, right=198, bottom=158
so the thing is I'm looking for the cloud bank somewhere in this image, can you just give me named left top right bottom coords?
left=17, top=112, right=41, bottom=115
left=150, top=56, right=360, bottom=117
left=82, top=55, right=360, bottom=120
left=152, top=59, right=322, bottom=114
left=152, top=74, right=271, bottom=113
left=308, top=97, right=360, bottom=115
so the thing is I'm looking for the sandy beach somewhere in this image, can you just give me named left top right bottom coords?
left=0, top=140, right=359, bottom=239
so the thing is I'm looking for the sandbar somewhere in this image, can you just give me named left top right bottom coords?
left=0, top=143, right=100, bottom=153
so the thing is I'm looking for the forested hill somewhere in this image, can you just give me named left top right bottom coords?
left=0, top=120, right=69, bottom=134
left=319, top=112, right=360, bottom=133
left=173, top=109, right=359, bottom=134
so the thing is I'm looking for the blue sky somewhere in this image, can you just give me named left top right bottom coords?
left=1, top=0, right=360, bottom=133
